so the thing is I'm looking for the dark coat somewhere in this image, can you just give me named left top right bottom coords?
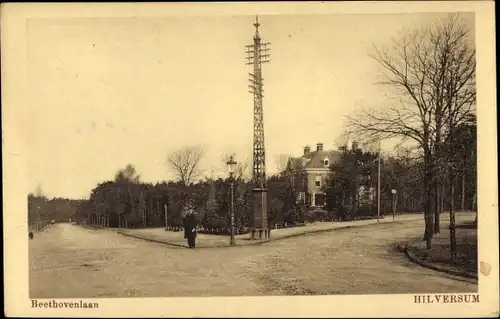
left=183, top=213, right=198, bottom=239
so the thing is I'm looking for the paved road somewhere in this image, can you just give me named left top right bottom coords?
left=29, top=217, right=477, bottom=298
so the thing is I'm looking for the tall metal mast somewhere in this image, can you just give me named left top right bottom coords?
left=245, top=15, right=271, bottom=239
left=246, top=15, right=270, bottom=189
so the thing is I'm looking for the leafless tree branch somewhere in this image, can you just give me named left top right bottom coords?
left=167, top=146, right=205, bottom=186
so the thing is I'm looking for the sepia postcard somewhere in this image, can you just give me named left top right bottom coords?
left=2, top=1, right=498, bottom=318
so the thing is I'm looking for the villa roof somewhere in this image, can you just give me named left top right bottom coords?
left=288, top=150, right=342, bottom=170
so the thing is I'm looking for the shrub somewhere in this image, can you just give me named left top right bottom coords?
left=284, top=210, right=299, bottom=224
left=312, top=209, right=329, bottom=221
left=352, top=204, right=376, bottom=219
left=335, top=205, right=352, bottom=221
left=306, top=210, right=315, bottom=223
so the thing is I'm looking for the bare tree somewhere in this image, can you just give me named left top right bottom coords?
left=275, top=154, right=293, bottom=173
left=167, top=146, right=205, bottom=186
left=345, top=13, right=475, bottom=249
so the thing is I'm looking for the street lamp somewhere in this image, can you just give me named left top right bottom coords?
left=226, top=155, right=237, bottom=246
left=391, top=189, right=397, bottom=220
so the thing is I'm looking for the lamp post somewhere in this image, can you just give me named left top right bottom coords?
left=226, top=155, right=237, bottom=246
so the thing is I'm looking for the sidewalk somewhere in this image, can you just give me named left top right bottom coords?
left=118, top=213, right=422, bottom=249
left=78, top=224, right=120, bottom=232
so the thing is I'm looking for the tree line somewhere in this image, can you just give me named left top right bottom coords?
left=322, top=128, right=476, bottom=222
left=28, top=190, right=86, bottom=231
left=67, top=163, right=305, bottom=231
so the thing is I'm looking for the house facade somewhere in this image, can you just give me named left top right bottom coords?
left=287, top=143, right=342, bottom=208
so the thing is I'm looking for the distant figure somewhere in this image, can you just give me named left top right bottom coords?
left=29, top=232, right=34, bottom=240
left=183, top=210, right=198, bottom=249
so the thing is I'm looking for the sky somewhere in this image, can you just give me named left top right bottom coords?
left=25, top=12, right=475, bottom=199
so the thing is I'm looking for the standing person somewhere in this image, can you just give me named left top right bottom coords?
left=183, top=208, right=198, bottom=248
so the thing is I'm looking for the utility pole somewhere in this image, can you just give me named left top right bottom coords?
left=450, top=167, right=457, bottom=263
left=37, top=205, right=41, bottom=231
left=449, top=118, right=457, bottom=264
left=165, top=203, right=168, bottom=231
left=246, top=15, right=271, bottom=240
left=377, top=139, right=381, bottom=222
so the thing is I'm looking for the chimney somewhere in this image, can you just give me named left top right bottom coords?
left=352, top=141, right=359, bottom=151
left=303, top=145, right=311, bottom=155
left=316, top=142, right=324, bottom=152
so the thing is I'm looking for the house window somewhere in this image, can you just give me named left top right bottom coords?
left=324, top=158, right=329, bottom=167
left=315, top=175, right=321, bottom=187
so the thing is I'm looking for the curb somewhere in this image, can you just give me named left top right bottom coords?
left=77, top=224, right=120, bottom=231
left=117, top=218, right=418, bottom=250
left=404, top=242, right=478, bottom=281
left=242, top=219, right=414, bottom=247
left=118, top=231, right=187, bottom=249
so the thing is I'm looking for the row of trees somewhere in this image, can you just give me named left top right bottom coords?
left=322, top=131, right=476, bottom=222
left=28, top=185, right=86, bottom=231
left=72, top=162, right=306, bottom=231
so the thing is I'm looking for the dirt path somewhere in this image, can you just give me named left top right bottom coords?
left=29, top=215, right=476, bottom=298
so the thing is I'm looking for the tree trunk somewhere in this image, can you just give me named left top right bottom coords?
left=472, top=191, right=477, bottom=211
left=461, top=169, right=466, bottom=211
left=472, top=191, right=477, bottom=224
left=441, top=185, right=445, bottom=212
left=434, top=179, right=440, bottom=234
left=423, top=167, right=434, bottom=249
left=433, top=113, right=443, bottom=235
left=449, top=175, right=457, bottom=264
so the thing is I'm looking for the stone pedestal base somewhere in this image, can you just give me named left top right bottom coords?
left=251, top=188, right=268, bottom=240
left=251, top=228, right=271, bottom=240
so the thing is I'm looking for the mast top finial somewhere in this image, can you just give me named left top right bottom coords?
left=253, top=15, right=260, bottom=30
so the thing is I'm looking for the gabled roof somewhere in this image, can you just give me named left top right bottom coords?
left=289, top=150, right=342, bottom=170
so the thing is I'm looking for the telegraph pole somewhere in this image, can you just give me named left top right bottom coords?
left=377, top=139, right=381, bottom=222
left=37, top=205, right=41, bottom=231
left=449, top=113, right=457, bottom=264
left=246, top=16, right=271, bottom=240
left=164, top=203, right=168, bottom=231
